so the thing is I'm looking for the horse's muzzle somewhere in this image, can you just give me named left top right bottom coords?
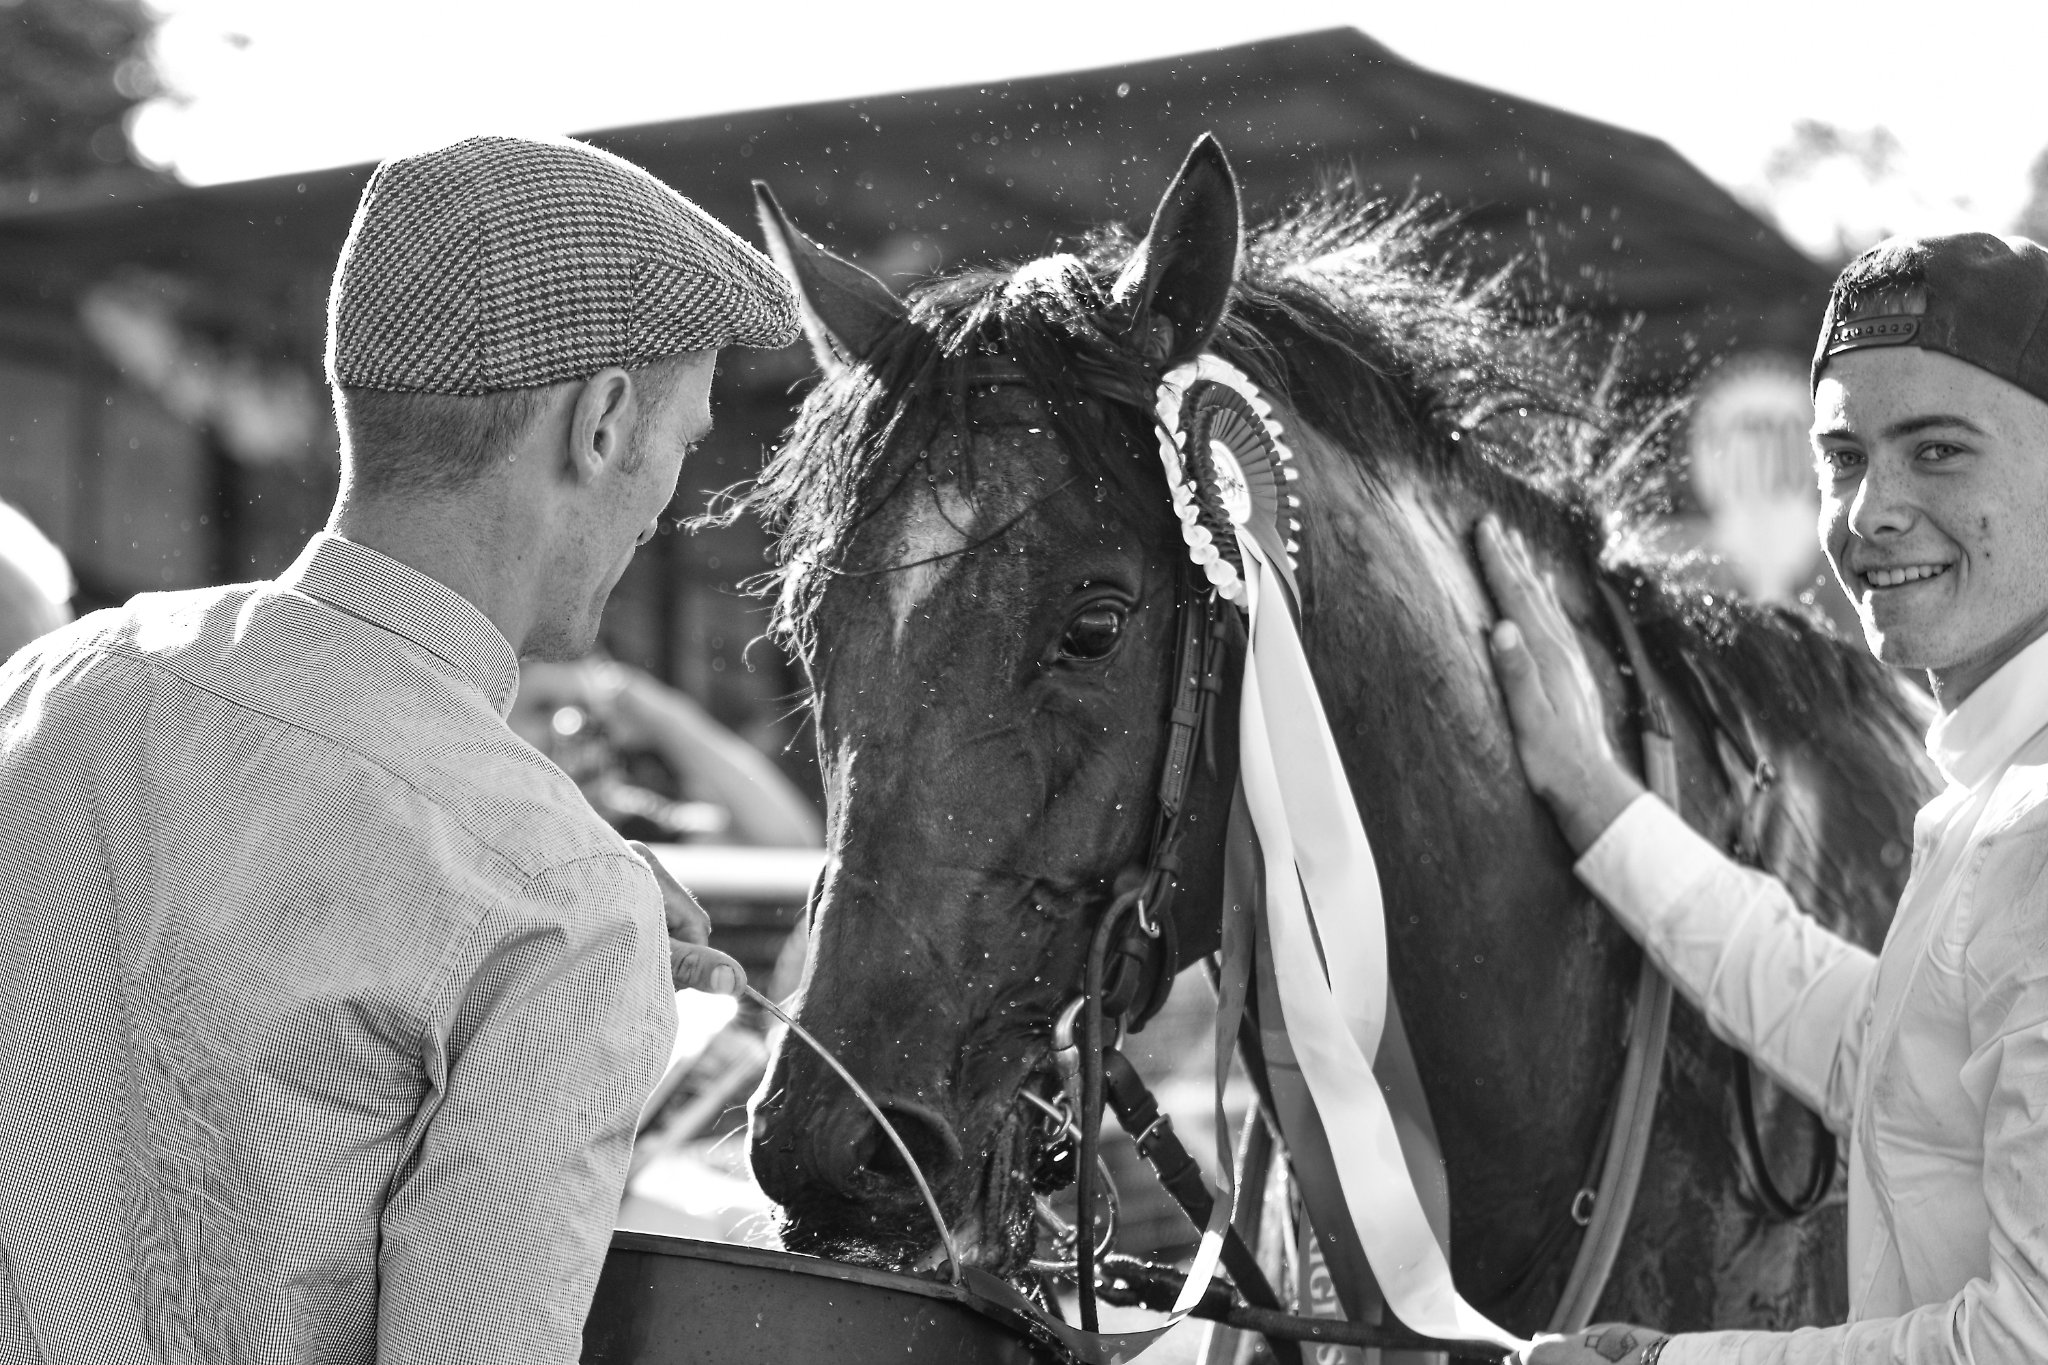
left=753, top=1084, right=962, bottom=1211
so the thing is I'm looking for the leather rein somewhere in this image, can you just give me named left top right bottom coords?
left=1524, top=580, right=1835, bottom=1333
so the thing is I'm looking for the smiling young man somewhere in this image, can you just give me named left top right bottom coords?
left=0, top=136, right=796, bottom=1365
left=1481, top=232, right=2048, bottom=1364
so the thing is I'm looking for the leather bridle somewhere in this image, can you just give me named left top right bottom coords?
left=1060, top=562, right=1232, bottom=1332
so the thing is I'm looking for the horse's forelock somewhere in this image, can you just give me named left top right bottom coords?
left=752, top=249, right=1170, bottom=652
left=1001, top=253, right=1096, bottom=309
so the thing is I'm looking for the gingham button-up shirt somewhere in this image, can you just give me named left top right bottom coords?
left=0, top=533, right=675, bottom=1365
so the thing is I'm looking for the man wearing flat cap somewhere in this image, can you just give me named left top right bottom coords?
left=0, top=135, right=798, bottom=1365
left=1484, top=233, right=2048, bottom=1363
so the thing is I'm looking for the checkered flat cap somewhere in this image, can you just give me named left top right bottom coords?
left=328, top=135, right=799, bottom=395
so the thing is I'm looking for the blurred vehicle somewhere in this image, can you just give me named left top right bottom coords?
left=0, top=500, right=72, bottom=663
left=510, top=657, right=823, bottom=849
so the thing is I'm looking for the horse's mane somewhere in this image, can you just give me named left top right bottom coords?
left=741, top=181, right=1922, bottom=750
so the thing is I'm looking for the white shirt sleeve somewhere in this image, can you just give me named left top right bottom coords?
left=1660, top=813, right=2048, bottom=1363
left=1574, top=795, right=1876, bottom=1137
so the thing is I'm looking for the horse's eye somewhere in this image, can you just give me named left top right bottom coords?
left=1058, top=606, right=1125, bottom=662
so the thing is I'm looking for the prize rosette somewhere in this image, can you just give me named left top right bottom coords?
left=1154, top=355, right=1300, bottom=604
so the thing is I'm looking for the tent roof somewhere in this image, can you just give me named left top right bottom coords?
left=0, top=27, right=1830, bottom=374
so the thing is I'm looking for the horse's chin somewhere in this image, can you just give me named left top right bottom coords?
left=775, top=1202, right=1035, bottom=1283
left=775, top=1221, right=923, bottom=1271
left=969, top=1097, right=1050, bottom=1277
left=775, top=1098, right=1047, bottom=1285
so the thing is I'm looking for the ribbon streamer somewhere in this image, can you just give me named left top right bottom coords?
left=1232, top=536, right=1528, bottom=1354
left=1111, top=354, right=1522, bottom=1359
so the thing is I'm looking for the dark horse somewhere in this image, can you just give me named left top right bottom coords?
left=743, top=139, right=1934, bottom=1336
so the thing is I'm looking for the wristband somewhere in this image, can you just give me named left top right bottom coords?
left=1640, top=1338, right=1669, bottom=1365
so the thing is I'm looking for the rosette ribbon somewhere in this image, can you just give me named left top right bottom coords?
left=1157, top=358, right=1529, bottom=1359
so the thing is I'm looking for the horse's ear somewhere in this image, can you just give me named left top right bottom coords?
left=1111, top=134, right=1242, bottom=368
left=754, top=181, right=907, bottom=373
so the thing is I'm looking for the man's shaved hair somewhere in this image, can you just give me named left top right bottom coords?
left=337, top=384, right=555, bottom=498
left=336, top=353, right=699, bottom=498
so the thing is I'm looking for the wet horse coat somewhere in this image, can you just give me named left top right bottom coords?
left=744, top=141, right=1934, bottom=1335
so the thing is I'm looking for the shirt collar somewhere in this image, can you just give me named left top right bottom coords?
left=1925, top=629, right=2048, bottom=790
left=279, top=533, right=521, bottom=718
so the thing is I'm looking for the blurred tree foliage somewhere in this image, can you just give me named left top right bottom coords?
left=0, top=0, right=157, bottom=181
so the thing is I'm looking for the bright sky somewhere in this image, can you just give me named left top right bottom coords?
left=130, top=0, right=2048, bottom=261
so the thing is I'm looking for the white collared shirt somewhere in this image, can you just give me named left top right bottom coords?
left=1577, top=630, right=2048, bottom=1364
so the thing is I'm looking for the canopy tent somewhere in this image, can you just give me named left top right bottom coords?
left=0, top=28, right=1825, bottom=367
left=0, top=27, right=1830, bottom=708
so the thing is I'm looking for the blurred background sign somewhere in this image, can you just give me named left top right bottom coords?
left=1688, top=355, right=1822, bottom=605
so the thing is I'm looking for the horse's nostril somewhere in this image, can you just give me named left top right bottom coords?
left=854, top=1104, right=960, bottom=1186
left=764, top=1095, right=964, bottom=1204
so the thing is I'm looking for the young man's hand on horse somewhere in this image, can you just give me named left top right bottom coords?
left=1476, top=516, right=1645, bottom=854
left=629, top=840, right=747, bottom=996
left=1522, top=1323, right=1671, bottom=1364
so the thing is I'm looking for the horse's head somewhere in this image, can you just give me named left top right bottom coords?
left=740, top=131, right=1942, bottom=1337
left=747, top=141, right=1246, bottom=1274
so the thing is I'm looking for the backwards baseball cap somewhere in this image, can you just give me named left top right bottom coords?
left=1812, top=231, right=2048, bottom=407
left=328, top=135, right=799, bottom=395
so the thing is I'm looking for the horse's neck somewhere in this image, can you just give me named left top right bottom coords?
left=1640, top=609, right=1931, bottom=952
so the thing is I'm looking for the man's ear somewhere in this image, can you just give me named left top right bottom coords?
left=566, top=368, right=634, bottom=482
